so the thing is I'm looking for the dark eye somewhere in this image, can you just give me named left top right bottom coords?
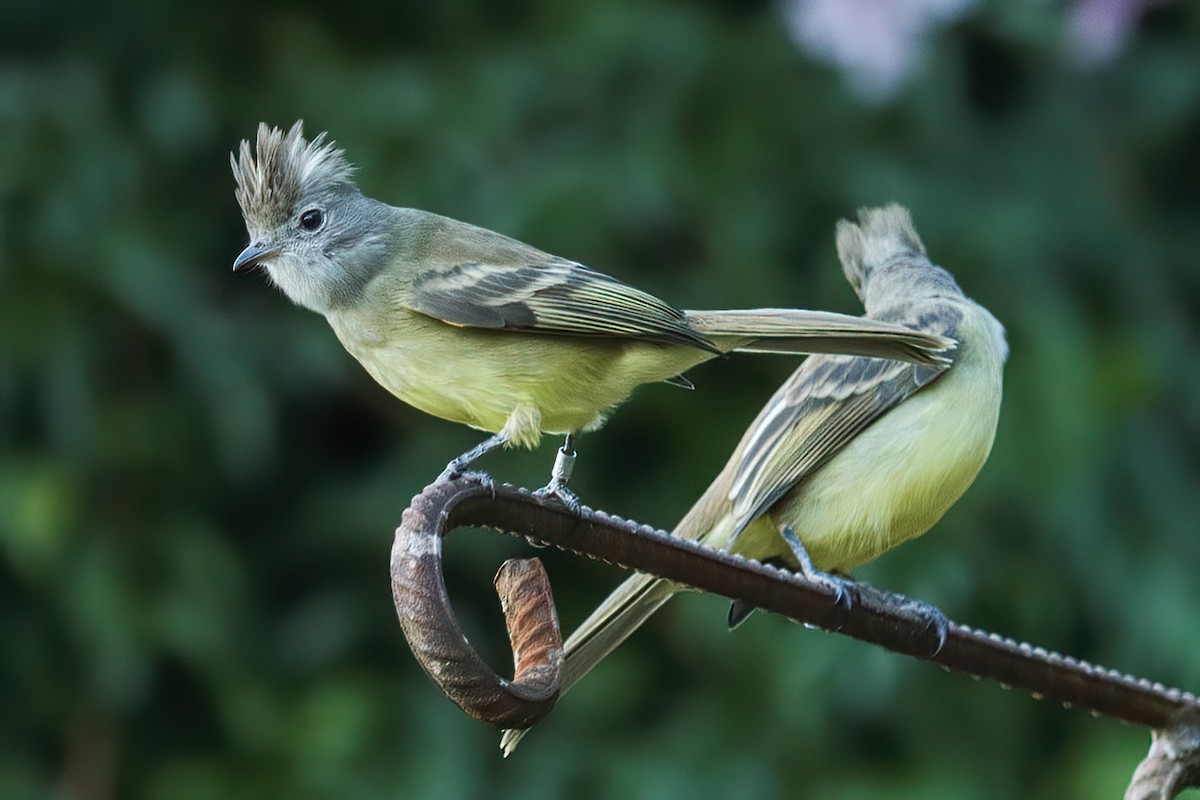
left=299, top=208, right=324, bottom=231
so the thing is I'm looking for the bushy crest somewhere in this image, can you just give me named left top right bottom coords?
left=836, top=204, right=926, bottom=294
left=231, top=121, right=356, bottom=230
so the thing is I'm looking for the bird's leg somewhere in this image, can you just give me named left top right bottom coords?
left=727, top=527, right=854, bottom=628
left=779, top=526, right=855, bottom=611
left=437, top=432, right=507, bottom=488
left=533, top=434, right=580, bottom=514
left=781, top=527, right=949, bottom=654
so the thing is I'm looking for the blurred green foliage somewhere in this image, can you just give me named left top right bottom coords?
left=2, top=1, right=1199, bottom=798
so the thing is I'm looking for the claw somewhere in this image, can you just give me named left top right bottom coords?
left=900, top=601, right=948, bottom=656
left=911, top=602, right=949, bottom=654
left=470, top=471, right=497, bottom=498
left=928, top=611, right=949, bottom=655
left=856, top=584, right=949, bottom=656
left=824, top=574, right=856, bottom=612
left=780, top=526, right=856, bottom=611
left=435, top=467, right=496, bottom=498
left=534, top=480, right=581, bottom=515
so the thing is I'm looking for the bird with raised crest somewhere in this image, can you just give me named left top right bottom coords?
left=231, top=123, right=953, bottom=506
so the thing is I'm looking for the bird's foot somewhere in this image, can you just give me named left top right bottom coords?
left=532, top=438, right=581, bottom=514
left=437, top=432, right=508, bottom=484
left=435, top=465, right=496, bottom=495
left=533, top=479, right=581, bottom=515
left=727, top=531, right=855, bottom=627
left=855, top=584, right=950, bottom=656
left=780, top=526, right=856, bottom=611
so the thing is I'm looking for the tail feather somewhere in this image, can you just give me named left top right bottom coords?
left=684, top=308, right=952, bottom=365
left=563, top=574, right=677, bottom=688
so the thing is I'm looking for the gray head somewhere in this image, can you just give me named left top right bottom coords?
left=231, top=122, right=392, bottom=313
left=835, top=204, right=963, bottom=313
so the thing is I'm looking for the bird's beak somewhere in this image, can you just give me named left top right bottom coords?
left=232, top=242, right=280, bottom=272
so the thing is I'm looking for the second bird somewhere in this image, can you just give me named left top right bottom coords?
left=231, top=123, right=952, bottom=500
left=501, top=204, right=1008, bottom=754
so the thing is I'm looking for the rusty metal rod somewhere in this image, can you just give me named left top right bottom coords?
left=392, top=475, right=1199, bottom=734
left=391, top=485, right=562, bottom=729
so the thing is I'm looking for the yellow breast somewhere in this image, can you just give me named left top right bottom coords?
left=736, top=302, right=1006, bottom=572
left=325, top=304, right=710, bottom=448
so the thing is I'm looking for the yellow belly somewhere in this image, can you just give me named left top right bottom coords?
left=732, top=305, right=1005, bottom=573
left=325, top=305, right=710, bottom=447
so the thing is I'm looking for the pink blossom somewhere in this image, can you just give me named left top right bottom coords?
left=784, top=0, right=976, bottom=101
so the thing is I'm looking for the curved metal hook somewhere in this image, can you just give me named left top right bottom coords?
left=391, top=480, right=564, bottom=729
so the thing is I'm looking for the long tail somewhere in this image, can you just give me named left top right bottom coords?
left=685, top=308, right=952, bottom=366
left=502, top=316, right=924, bottom=755
left=561, top=575, right=678, bottom=690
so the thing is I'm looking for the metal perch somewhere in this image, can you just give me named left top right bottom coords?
left=390, top=475, right=1200, bottom=796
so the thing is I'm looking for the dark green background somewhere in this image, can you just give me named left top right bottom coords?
left=3, top=1, right=1199, bottom=798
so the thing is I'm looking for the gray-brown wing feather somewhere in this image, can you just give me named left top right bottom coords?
left=728, top=304, right=964, bottom=534
left=409, top=259, right=716, bottom=351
